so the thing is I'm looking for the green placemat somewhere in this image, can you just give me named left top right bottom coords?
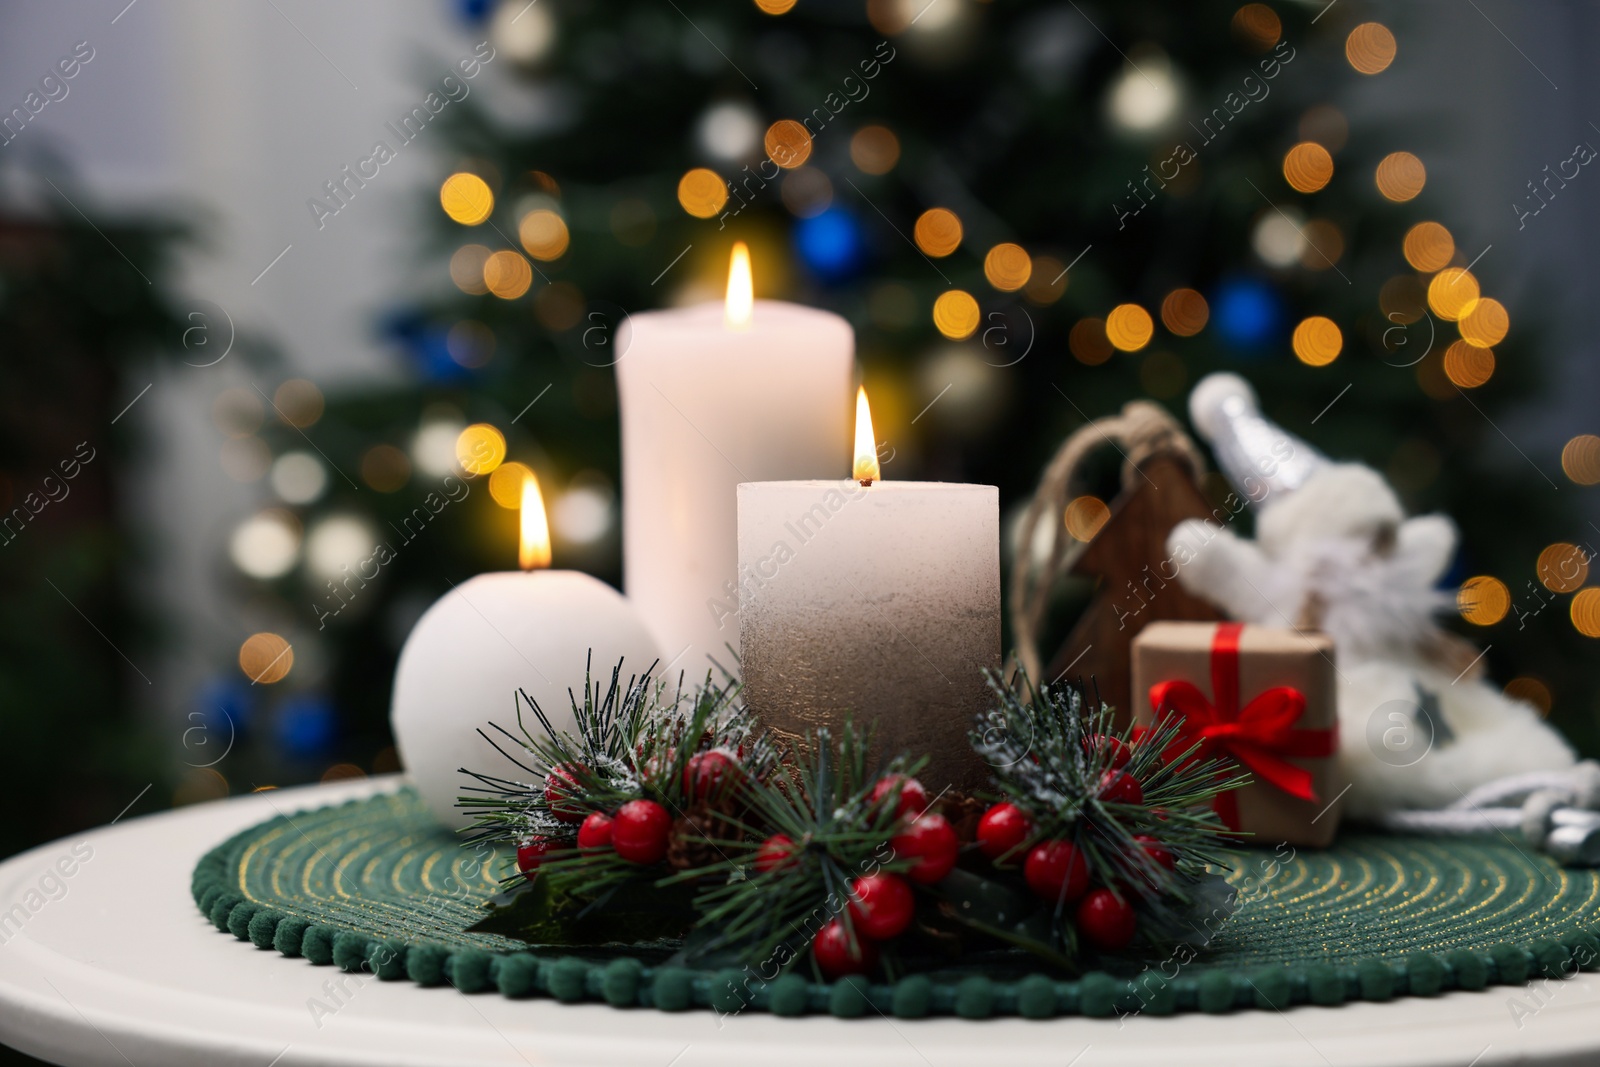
left=191, top=787, right=1600, bottom=1018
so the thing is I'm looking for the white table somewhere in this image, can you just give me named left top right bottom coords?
left=0, top=776, right=1596, bottom=1067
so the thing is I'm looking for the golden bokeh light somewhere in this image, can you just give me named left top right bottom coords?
left=489, top=461, right=533, bottom=509
left=273, top=379, right=324, bottom=428
left=1346, top=22, right=1397, bottom=75
left=1442, top=340, right=1495, bottom=389
left=1427, top=267, right=1480, bottom=321
left=677, top=168, right=729, bottom=218
left=239, top=632, right=294, bottom=684
left=518, top=210, right=570, bottom=261
left=1070, top=317, right=1113, bottom=365
left=1402, top=221, right=1455, bottom=272
left=913, top=208, right=963, bottom=257
left=932, top=289, right=981, bottom=340
left=1458, top=575, right=1510, bottom=626
left=1024, top=257, right=1067, bottom=305
left=321, top=764, right=367, bottom=783
left=1504, top=677, right=1553, bottom=716
left=1376, top=151, right=1426, bottom=202
left=983, top=243, right=1032, bottom=291
left=1292, top=316, right=1342, bottom=366
left=1064, top=495, right=1112, bottom=542
left=1231, top=4, right=1282, bottom=51
left=1459, top=297, right=1509, bottom=347
left=850, top=125, right=901, bottom=175
left=360, top=444, right=411, bottom=493
left=439, top=172, right=494, bottom=225
left=1160, top=288, right=1209, bottom=336
left=456, top=423, right=507, bottom=476
left=450, top=244, right=492, bottom=295
left=1561, top=434, right=1600, bottom=485
left=483, top=250, right=533, bottom=300
left=1300, top=220, right=1344, bottom=270
left=1106, top=303, right=1154, bottom=352
left=754, top=0, right=797, bottom=12
left=1283, top=142, right=1334, bottom=193
left=764, top=119, right=813, bottom=169
left=1573, top=588, right=1600, bottom=638
left=1299, top=105, right=1349, bottom=152
left=1537, top=542, right=1590, bottom=594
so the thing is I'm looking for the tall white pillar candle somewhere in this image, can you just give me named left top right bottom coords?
left=616, top=245, right=853, bottom=675
left=736, top=393, right=1000, bottom=792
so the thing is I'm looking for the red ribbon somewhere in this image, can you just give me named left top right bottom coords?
left=1146, top=623, right=1337, bottom=830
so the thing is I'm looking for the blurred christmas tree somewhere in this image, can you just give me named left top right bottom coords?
left=240, top=0, right=1597, bottom=782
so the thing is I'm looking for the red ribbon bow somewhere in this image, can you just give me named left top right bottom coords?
left=1147, top=623, right=1336, bottom=830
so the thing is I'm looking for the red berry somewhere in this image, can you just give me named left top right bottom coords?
left=683, top=750, right=738, bottom=802
left=870, top=774, right=929, bottom=819
left=1023, top=839, right=1089, bottom=904
left=1133, top=834, right=1176, bottom=871
left=890, top=813, right=958, bottom=885
left=1083, top=734, right=1131, bottom=769
left=611, top=799, right=672, bottom=864
left=1075, top=887, right=1137, bottom=951
left=1099, top=771, right=1144, bottom=806
left=976, top=802, right=1033, bottom=861
left=545, top=763, right=589, bottom=823
left=516, top=837, right=556, bottom=880
left=577, top=812, right=613, bottom=851
left=812, top=918, right=879, bottom=979
left=754, top=833, right=798, bottom=874
left=847, top=873, right=915, bottom=941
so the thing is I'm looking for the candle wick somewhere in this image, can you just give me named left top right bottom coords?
left=858, top=478, right=874, bottom=487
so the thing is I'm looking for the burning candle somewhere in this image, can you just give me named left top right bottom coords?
left=736, top=389, right=1000, bottom=794
left=615, top=244, right=854, bottom=676
left=390, top=472, right=661, bottom=829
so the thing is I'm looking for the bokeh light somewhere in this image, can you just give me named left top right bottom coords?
left=1231, top=4, right=1281, bottom=50
left=450, top=244, right=492, bottom=295
left=1504, top=677, right=1553, bottom=716
left=1252, top=210, right=1307, bottom=268
left=553, top=475, right=616, bottom=544
left=1299, top=220, right=1344, bottom=270
left=229, top=510, right=300, bottom=580
left=1458, top=575, right=1510, bottom=626
left=1346, top=22, right=1397, bottom=75
left=1376, top=151, right=1426, bottom=202
left=913, top=208, right=963, bottom=257
left=1107, top=51, right=1180, bottom=132
left=1427, top=268, right=1480, bottom=321
left=1380, top=274, right=1428, bottom=324
left=1070, top=318, right=1113, bottom=365
left=1442, top=340, right=1495, bottom=388
left=1459, top=297, right=1509, bottom=347
left=456, top=423, right=506, bottom=476
left=439, top=172, right=494, bottom=225
left=696, top=102, right=761, bottom=160
left=851, top=125, right=900, bottom=175
left=780, top=167, right=834, bottom=218
left=1561, top=434, right=1600, bottom=485
left=1160, top=288, right=1209, bottom=336
left=1538, top=543, right=1590, bottom=594
left=1402, top=221, right=1454, bottom=272
left=213, top=387, right=264, bottom=438
left=1064, top=495, right=1111, bottom=542
left=239, top=632, right=294, bottom=684
left=1283, top=142, right=1334, bottom=193
left=1292, top=316, right=1342, bottom=366
left=932, top=290, right=980, bottom=340
left=273, top=379, right=324, bottom=428
left=483, top=250, right=533, bottom=299
left=1024, top=257, right=1067, bottom=305
left=220, top=437, right=272, bottom=483
left=1106, top=304, right=1154, bottom=351
left=764, top=119, right=813, bottom=169
left=677, top=168, right=728, bottom=218
left=518, top=210, right=570, bottom=261
left=270, top=452, right=326, bottom=505
left=360, top=445, right=411, bottom=492
left=755, top=0, right=798, bottom=13
left=1573, top=588, right=1600, bottom=638
left=983, top=243, right=1032, bottom=291
left=489, top=461, right=534, bottom=509
left=306, top=515, right=376, bottom=579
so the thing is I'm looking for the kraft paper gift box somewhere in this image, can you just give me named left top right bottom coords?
left=1131, top=620, right=1344, bottom=848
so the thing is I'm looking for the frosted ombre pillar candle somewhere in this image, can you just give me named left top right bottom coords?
left=736, top=390, right=1000, bottom=793
left=615, top=245, right=853, bottom=673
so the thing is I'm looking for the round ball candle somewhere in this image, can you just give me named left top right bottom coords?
left=391, top=473, right=661, bottom=829
left=736, top=389, right=1001, bottom=793
left=616, top=243, right=853, bottom=676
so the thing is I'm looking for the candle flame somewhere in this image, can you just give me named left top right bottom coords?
left=519, top=472, right=553, bottom=571
left=725, top=242, right=753, bottom=328
left=853, top=386, right=880, bottom=485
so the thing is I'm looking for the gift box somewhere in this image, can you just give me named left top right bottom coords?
left=1131, top=621, right=1344, bottom=847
